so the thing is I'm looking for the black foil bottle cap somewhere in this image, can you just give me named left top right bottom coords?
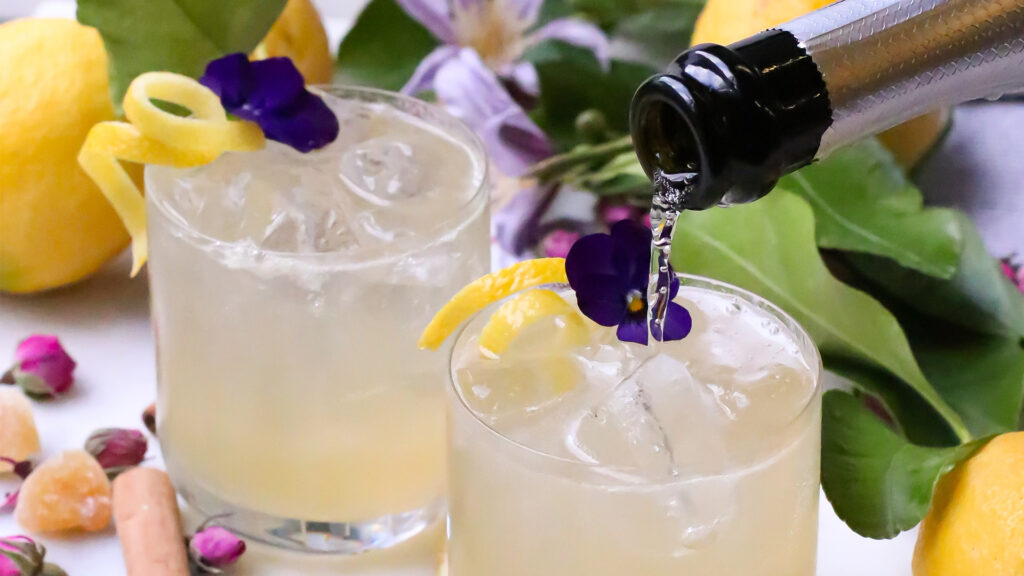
left=630, top=30, right=832, bottom=210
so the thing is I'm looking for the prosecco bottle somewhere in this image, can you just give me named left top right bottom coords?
left=630, top=0, right=1024, bottom=210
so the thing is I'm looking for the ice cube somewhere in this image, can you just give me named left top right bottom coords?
left=567, top=353, right=731, bottom=477
left=339, top=137, right=423, bottom=206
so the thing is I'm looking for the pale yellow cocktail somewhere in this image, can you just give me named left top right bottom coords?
left=448, top=276, right=821, bottom=574
left=147, top=87, right=489, bottom=553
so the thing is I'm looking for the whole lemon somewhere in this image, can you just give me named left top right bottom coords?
left=690, top=0, right=949, bottom=170
left=913, top=432, right=1024, bottom=576
left=0, top=18, right=129, bottom=294
left=258, top=0, right=334, bottom=85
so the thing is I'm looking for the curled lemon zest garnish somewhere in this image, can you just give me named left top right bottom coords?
left=479, top=289, right=589, bottom=356
left=418, top=258, right=569, bottom=350
left=78, top=72, right=266, bottom=276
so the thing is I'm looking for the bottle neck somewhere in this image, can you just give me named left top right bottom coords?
left=632, top=0, right=1024, bottom=209
left=631, top=30, right=831, bottom=209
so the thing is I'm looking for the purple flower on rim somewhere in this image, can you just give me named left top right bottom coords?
left=2, top=336, right=75, bottom=399
left=200, top=54, right=339, bottom=153
left=566, top=220, right=692, bottom=345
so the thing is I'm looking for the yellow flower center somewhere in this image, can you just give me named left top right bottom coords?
left=452, top=0, right=529, bottom=70
left=627, top=291, right=645, bottom=314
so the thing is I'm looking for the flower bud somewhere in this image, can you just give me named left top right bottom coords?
left=575, top=109, right=609, bottom=144
left=541, top=229, right=581, bottom=259
left=84, top=428, right=147, bottom=475
left=1, top=336, right=75, bottom=399
left=189, top=526, right=246, bottom=572
left=1, top=491, right=16, bottom=514
left=142, top=403, right=157, bottom=436
left=0, top=535, right=44, bottom=576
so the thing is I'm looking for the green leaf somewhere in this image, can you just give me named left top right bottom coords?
left=826, top=359, right=958, bottom=448
left=77, top=0, right=287, bottom=110
left=670, top=189, right=970, bottom=442
left=525, top=41, right=656, bottom=149
left=570, top=0, right=703, bottom=27
left=335, top=0, right=440, bottom=91
left=781, top=140, right=962, bottom=279
left=821, top=390, right=990, bottom=539
left=849, top=212, right=1024, bottom=339
left=904, top=315, right=1024, bottom=438
left=610, top=2, right=705, bottom=67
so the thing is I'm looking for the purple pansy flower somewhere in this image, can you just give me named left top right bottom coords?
left=200, top=54, right=339, bottom=153
left=190, top=526, right=246, bottom=572
left=398, top=0, right=609, bottom=97
left=566, top=220, right=692, bottom=345
left=2, top=336, right=75, bottom=399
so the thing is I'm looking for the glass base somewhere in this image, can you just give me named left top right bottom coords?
left=178, top=482, right=445, bottom=554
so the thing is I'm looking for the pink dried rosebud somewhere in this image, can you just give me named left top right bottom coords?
left=0, top=535, right=65, bottom=576
left=85, top=428, right=147, bottom=475
left=1, top=336, right=75, bottom=399
left=142, top=403, right=157, bottom=436
left=189, top=526, right=246, bottom=572
left=598, top=202, right=643, bottom=226
left=541, top=229, right=581, bottom=259
left=0, top=491, right=16, bottom=514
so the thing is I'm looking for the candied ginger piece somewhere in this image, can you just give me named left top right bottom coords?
left=16, top=450, right=112, bottom=532
left=0, top=388, right=40, bottom=473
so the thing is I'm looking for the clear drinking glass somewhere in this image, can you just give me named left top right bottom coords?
left=146, top=86, right=489, bottom=553
left=448, top=275, right=822, bottom=574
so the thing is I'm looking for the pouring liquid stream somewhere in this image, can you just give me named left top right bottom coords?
left=649, top=170, right=694, bottom=340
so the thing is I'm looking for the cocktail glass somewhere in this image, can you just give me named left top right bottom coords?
left=147, top=86, right=489, bottom=553
left=448, top=275, right=822, bottom=574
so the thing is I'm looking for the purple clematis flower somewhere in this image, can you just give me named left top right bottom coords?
left=566, top=220, right=692, bottom=345
left=435, top=49, right=554, bottom=176
left=398, top=0, right=609, bottom=97
left=200, top=54, right=339, bottom=153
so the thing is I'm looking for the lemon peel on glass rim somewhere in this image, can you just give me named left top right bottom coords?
left=479, top=288, right=589, bottom=356
left=78, top=72, right=265, bottom=276
left=418, top=258, right=570, bottom=350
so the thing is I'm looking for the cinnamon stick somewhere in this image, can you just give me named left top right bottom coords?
left=112, top=467, right=189, bottom=576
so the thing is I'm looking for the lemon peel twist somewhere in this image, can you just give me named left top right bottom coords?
left=78, top=72, right=265, bottom=276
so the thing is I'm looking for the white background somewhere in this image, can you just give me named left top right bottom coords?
left=2, top=0, right=1023, bottom=574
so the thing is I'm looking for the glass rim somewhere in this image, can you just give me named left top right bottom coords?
left=447, top=272, right=824, bottom=482
left=145, top=84, right=490, bottom=269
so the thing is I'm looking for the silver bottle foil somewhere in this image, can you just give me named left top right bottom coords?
left=779, top=0, right=1024, bottom=157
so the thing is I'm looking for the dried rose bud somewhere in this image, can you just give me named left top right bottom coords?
left=84, top=428, right=147, bottom=475
left=0, top=459, right=32, bottom=480
left=0, top=491, right=16, bottom=514
left=142, top=403, right=157, bottom=436
left=540, top=229, right=581, bottom=259
left=0, top=535, right=65, bottom=576
left=1, top=336, right=75, bottom=399
left=189, top=526, right=246, bottom=572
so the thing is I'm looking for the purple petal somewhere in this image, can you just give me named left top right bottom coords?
left=577, top=288, right=629, bottom=327
left=493, top=184, right=557, bottom=255
left=527, top=18, right=611, bottom=69
left=402, top=45, right=460, bottom=95
left=395, top=0, right=456, bottom=43
left=435, top=49, right=552, bottom=176
left=566, top=233, right=619, bottom=287
left=617, top=317, right=649, bottom=345
left=199, top=53, right=254, bottom=109
left=247, top=58, right=306, bottom=112
left=510, top=0, right=544, bottom=24
left=258, top=92, right=340, bottom=153
left=651, top=302, right=693, bottom=342
left=610, top=220, right=653, bottom=290
left=507, top=62, right=540, bottom=98
left=1, top=491, right=17, bottom=514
